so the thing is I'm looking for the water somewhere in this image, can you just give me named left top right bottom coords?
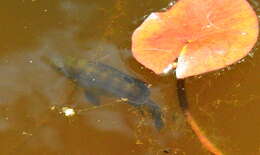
left=0, top=0, right=259, bottom=154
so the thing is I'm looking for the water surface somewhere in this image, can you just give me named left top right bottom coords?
left=0, top=0, right=259, bottom=154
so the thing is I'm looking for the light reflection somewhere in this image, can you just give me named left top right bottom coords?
left=163, top=63, right=176, bottom=74
left=61, top=107, right=76, bottom=117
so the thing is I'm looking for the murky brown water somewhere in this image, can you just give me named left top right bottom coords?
left=0, top=0, right=259, bottom=154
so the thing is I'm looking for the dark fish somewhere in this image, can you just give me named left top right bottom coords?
left=43, top=55, right=164, bottom=129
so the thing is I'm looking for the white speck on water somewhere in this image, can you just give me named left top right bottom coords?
left=29, top=60, right=33, bottom=63
left=22, top=131, right=33, bottom=136
left=62, top=107, right=75, bottom=117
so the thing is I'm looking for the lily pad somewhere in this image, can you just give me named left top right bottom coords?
left=132, top=0, right=259, bottom=78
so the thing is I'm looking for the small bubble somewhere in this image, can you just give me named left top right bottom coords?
left=169, top=2, right=175, bottom=6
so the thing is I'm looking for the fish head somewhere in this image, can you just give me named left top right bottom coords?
left=42, top=54, right=82, bottom=79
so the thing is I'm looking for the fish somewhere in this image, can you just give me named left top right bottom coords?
left=42, top=54, right=164, bottom=129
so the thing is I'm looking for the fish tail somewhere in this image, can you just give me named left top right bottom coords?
left=144, top=99, right=164, bottom=130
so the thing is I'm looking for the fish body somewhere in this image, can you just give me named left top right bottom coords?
left=73, top=62, right=150, bottom=105
left=44, top=55, right=163, bottom=129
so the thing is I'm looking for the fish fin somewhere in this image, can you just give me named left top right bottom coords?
left=84, top=91, right=101, bottom=105
left=144, top=100, right=164, bottom=130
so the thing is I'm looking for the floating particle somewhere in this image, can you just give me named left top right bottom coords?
left=62, top=107, right=75, bottom=117
left=120, top=98, right=128, bottom=102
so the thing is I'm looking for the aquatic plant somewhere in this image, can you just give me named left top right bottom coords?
left=131, top=0, right=259, bottom=154
left=132, top=0, right=258, bottom=78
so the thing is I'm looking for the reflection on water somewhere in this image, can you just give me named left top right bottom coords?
left=0, top=0, right=259, bottom=154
